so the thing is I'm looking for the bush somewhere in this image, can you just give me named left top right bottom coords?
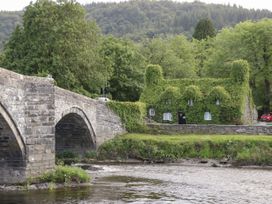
left=98, top=134, right=272, bottom=165
left=38, top=165, right=91, bottom=184
left=56, top=150, right=78, bottom=159
left=84, top=150, right=97, bottom=159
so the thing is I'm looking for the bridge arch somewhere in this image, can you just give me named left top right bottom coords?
left=55, top=107, right=96, bottom=156
left=0, top=103, right=26, bottom=168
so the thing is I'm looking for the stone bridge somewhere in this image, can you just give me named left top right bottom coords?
left=0, top=68, right=125, bottom=184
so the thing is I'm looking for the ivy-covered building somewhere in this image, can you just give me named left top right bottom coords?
left=140, top=60, right=257, bottom=125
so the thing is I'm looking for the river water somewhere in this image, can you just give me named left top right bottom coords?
left=1, top=164, right=272, bottom=204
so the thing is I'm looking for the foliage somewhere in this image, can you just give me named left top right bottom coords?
left=145, top=64, right=164, bottom=87
left=0, top=0, right=105, bottom=95
left=205, top=19, right=272, bottom=112
left=140, top=63, right=253, bottom=124
left=208, top=86, right=231, bottom=103
left=193, top=18, right=216, bottom=40
left=193, top=37, right=215, bottom=77
left=183, top=85, right=203, bottom=101
left=107, top=101, right=147, bottom=132
left=153, top=87, right=181, bottom=122
left=141, top=35, right=196, bottom=79
left=1, top=1, right=272, bottom=48
left=100, top=36, right=146, bottom=101
left=37, top=165, right=90, bottom=184
left=85, top=1, right=272, bottom=41
left=98, top=134, right=272, bottom=165
left=231, top=60, right=250, bottom=84
left=0, top=11, right=23, bottom=49
left=84, top=150, right=97, bottom=159
left=56, top=150, right=78, bottom=160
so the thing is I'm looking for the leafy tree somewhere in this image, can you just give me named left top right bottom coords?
left=193, top=37, right=214, bottom=77
left=100, top=36, right=146, bottom=101
left=1, top=0, right=105, bottom=95
left=205, top=19, right=272, bottom=113
left=193, top=18, right=216, bottom=40
left=142, top=35, right=196, bottom=79
left=1, top=0, right=272, bottom=48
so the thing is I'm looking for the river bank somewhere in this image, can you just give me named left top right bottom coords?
left=98, top=133, right=272, bottom=166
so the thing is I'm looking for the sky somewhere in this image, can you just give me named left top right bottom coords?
left=0, top=0, right=271, bottom=11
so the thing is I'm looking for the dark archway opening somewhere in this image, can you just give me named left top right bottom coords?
left=55, top=113, right=95, bottom=157
left=0, top=114, right=25, bottom=168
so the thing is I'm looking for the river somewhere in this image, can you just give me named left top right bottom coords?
left=1, top=164, right=272, bottom=203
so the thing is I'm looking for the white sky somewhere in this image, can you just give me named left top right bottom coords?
left=0, top=0, right=271, bottom=11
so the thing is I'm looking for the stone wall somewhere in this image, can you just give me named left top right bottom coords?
left=147, top=123, right=272, bottom=135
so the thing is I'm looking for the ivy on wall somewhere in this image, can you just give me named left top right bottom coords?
left=107, top=101, right=147, bottom=132
left=140, top=60, right=254, bottom=124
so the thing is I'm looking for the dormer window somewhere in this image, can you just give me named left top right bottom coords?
left=216, top=99, right=220, bottom=106
left=188, top=99, right=193, bottom=106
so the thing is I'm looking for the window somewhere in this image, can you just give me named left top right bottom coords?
left=204, top=112, right=212, bottom=121
left=216, top=99, right=220, bottom=106
left=188, top=99, right=193, bottom=106
left=163, top=112, right=172, bottom=121
left=149, top=108, right=155, bottom=117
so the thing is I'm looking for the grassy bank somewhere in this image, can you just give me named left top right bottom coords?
left=29, top=165, right=91, bottom=186
left=98, top=134, right=272, bottom=166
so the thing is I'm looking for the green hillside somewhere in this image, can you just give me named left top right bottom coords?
left=0, top=0, right=272, bottom=48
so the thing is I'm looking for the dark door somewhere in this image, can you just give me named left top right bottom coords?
left=178, top=112, right=186, bottom=124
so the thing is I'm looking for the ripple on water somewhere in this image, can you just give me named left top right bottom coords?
left=1, top=165, right=272, bottom=203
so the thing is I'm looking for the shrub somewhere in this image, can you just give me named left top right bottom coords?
left=98, top=134, right=272, bottom=165
left=38, top=165, right=91, bottom=184
left=84, top=150, right=97, bottom=159
left=56, top=150, right=78, bottom=159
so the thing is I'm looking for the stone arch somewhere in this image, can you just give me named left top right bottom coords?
left=0, top=103, right=26, bottom=167
left=55, top=107, right=96, bottom=156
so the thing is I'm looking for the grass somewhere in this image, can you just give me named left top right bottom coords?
left=36, top=165, right=91, bottom=184
left=98, top=133, right=272, bottom=166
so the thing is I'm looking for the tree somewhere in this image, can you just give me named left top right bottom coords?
left=193, top=18, right=216, bottom=40
left=1, top=0, right=105, bottom=95
left=142, top=35, right=196, bottom=79
left=205, top=19, right=272, bottom=113
left=100, top=36, right=146, bottom=101
left=193, top=37, right=214, bottom=77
